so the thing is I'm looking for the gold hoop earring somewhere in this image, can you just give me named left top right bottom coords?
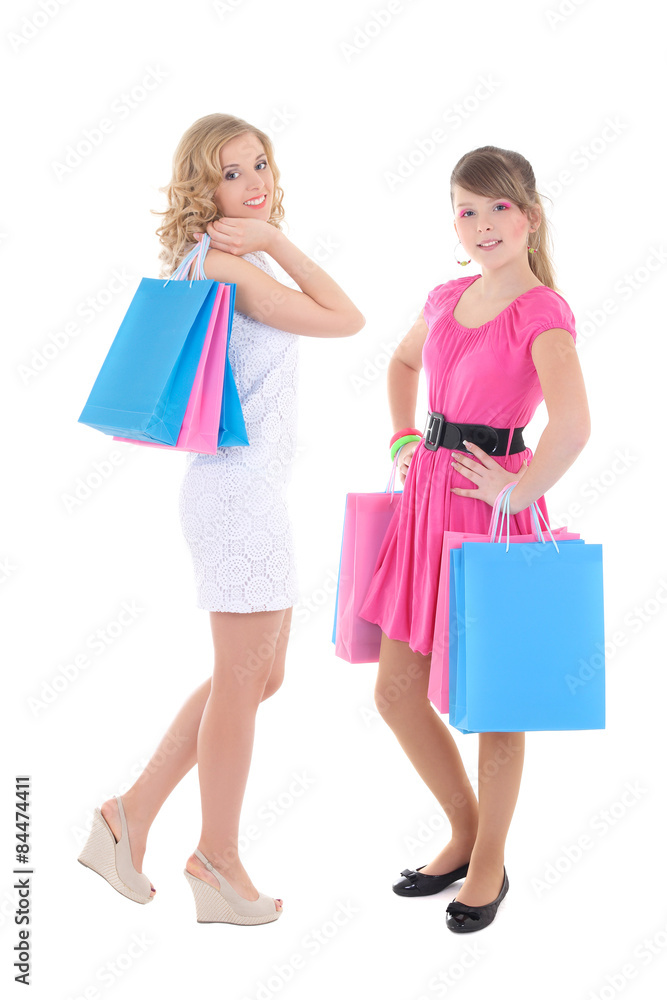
left=454, top=241, right=471, bottom=265
left=527, top=229, right=541, bottom=254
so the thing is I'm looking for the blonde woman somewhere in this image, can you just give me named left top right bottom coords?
left=78, top=113, right=364, bottom=925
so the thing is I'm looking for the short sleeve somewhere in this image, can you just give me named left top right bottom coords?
left=525, top=289, right=578, bottom=352
left=423, top=279, right=460, bottom=330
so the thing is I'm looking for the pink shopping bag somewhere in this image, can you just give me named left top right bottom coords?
left=427, top=488, right=580, bottom=714
left=333, top=454, right=403, bottom=663
left=113, top=283, right=231, bottom=454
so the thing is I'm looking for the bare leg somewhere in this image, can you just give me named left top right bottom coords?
left=184, top=606, right=293, bottom=912
left=454, top=731, right=525, bottom=906
left=100, top=606, right=292, bottom=904
left=375, top=632, right=479, bottom=873
left=375, top=631, right=525, bottom=906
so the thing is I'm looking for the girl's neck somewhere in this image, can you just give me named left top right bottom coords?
left=472, top=264, right=543, bottom=301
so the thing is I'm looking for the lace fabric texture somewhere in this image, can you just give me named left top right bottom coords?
left=178, top=251, right=300, bottom=612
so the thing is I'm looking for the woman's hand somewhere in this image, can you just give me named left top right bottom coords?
left=450, top=440, right=528, bottom=506
left=396, top=440, right=420, bottom=485
left=193, top=217, right=277, bottom=256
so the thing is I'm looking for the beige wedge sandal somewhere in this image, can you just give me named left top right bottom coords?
left=183, top=848, right=282, bottom=925
left=77, top=796, right=155, bottom=904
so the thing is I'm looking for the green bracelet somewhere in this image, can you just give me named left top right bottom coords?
left=390, top=434, right=422, bottom=461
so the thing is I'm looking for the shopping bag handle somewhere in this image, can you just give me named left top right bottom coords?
left=489, top=482, right=535, bottom=543
left=489, top=482, right=543, bottom=543
left=383, top=444, right=405, bottom=501
left=489, top=482, right=560, bottom=553
left=162, top=233, right=211, bottom=287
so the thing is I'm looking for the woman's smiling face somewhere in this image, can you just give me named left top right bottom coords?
left=213, top=132, right=274, bottom=220
left=452, top=185, right=539, bottom=266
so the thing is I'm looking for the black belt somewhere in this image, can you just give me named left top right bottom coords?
left=423, top=411, right=526, bottom=456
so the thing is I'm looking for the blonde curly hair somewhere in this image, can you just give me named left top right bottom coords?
left=152, top=113, right=286, bottom=278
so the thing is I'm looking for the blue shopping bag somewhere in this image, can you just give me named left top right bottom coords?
left=216, top=283, right=248, bottom=446
left=78, top=235, right=247, bottom=447
left=448, top=485, right=605, bottom=733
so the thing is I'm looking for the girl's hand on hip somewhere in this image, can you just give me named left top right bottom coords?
left=396, top=440, right=420, bottom=485
left=449, top=440, right=528, bottom=506
left=193, top=217, right=276, bottom=256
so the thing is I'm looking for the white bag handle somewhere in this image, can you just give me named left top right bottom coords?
left=384, top=445, right=404, bottom=501
left=162, top=233, right=211, bottom=287
left=489, top=482, right=560, bottom=553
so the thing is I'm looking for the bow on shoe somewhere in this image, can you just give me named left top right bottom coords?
left=446, top=901, right=481, bottom=921
left=400, top=869, right=420, bottom=881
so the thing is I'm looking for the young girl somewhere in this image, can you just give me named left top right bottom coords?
left=77, top=113, right=364, bottom=926
left=358, top=145, right=590, bottom=932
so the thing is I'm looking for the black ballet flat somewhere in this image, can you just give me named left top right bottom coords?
left=445, top=866, right=509, bottom=932
left=392, top=861, right=470, bottom=897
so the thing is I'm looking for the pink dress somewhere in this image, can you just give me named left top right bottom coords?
left=358, top=273, right=578, bottom=655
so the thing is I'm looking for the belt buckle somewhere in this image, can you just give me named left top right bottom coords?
left=423, top=411, right=444, bottom=450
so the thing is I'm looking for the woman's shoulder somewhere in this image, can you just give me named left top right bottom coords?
left=240, top=250, right=276, bottom=276
left=427, top=274, right=474, bottom=300
left=526, top=282, right=573, bottom=306
left=519, top=283, right=576, bottom=322
left=423, top=275, right=473, bottom=324
left=186, top=247, right=273, bottom=282
left=516, top=283, right=578, bottom=345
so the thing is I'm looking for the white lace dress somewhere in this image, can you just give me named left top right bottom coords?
left=178, top=251, right=300, bottom=613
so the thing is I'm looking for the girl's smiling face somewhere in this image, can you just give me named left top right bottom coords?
left=213, top=132, right=274, bottom=220
left=452, top=185, right=539, bottom=266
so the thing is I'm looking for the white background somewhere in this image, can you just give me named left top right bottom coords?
left=2, top=0, right=666, bottom=997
